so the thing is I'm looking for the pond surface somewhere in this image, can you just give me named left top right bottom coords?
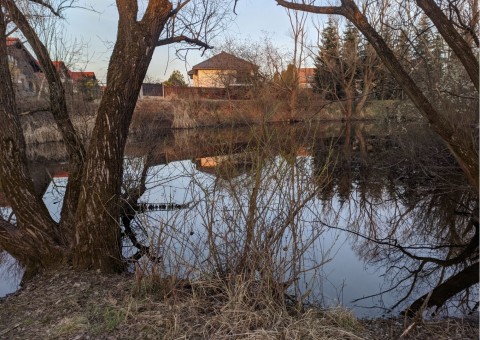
left=0, top=122, right=478, bottom=318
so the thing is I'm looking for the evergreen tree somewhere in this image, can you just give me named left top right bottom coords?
left=341, top=22, right=361, bottom=90
left=314, top=16, right=342, bottom=99
left=164, top=70, right=187, bottom=86
left=342, top=21, right=359, bottom=54
left=413, top=15, right=446, bottom=90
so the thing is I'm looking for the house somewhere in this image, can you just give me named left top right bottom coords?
left=6, top=37, right=99, bottom=100
left=188, top=52, right=258, bottom=88
left=52, top=61, right=71, bottom=81
left=6, top=37, right=42, bottom=97
left=297, top=68, right=316, bottom=88
left=69, top=71, right=100, bottom=99
left=37, top=61, right=72, bottom=95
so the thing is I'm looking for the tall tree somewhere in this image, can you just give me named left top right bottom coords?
left=314, top=19, right=377, bottom=118
left=314, top=16, right=341, bottom=100
left=0, top=0, right=232, bottom=278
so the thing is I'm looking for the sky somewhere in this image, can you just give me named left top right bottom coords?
left=60, top=0, right=326, bottom=84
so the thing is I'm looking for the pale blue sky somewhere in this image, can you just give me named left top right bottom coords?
left=62, top=1, right=324, bottom=84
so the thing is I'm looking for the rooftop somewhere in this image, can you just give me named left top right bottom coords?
left=189, top=52, right=257, bottom=74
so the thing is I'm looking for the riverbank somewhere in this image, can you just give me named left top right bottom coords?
left=0, top=270, right=477, bottom=339
left=132, top=97, right=419, bottom=129
left=19, top=97, right=421, bottom=145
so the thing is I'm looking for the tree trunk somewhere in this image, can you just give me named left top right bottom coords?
left=0, top=8, right=63, bottom=274
left=416, top=0, right=479, bottom=91
left=5, top=0, right=86, bottom=244
left=72, top=1, right=172, bottom=272
left=404, top=262, right=479, bottom=317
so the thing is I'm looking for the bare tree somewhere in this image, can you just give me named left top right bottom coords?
left=0, top=0, right=233, bottom=278
left=285, top=6, right=308, bottom=120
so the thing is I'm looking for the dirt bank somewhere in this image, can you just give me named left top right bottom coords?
left=0, top=270, right=476, bottom=339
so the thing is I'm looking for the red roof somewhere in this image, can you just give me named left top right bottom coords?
left=69, top=71, right=96, bottom=81
left=52, top=61, right=71, bottom=77
left=52, top=61, right=67, bottom=70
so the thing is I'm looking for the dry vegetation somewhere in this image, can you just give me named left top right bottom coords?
left=133, top=93, right=397, bottom=130
left=17, top=93, right=402, bottom=145
left=0, top=270, right=476, bottom=339
left=19, top=96, right=97, bottom=145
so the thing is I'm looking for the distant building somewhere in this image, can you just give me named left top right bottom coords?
left=6, top=37, right=100, bottom=100
left=6, top=37, right=42, bottom=97
left=37, top=61, right=73, bottom=95
left=297, top=68, right=316, bottom=88
left=188, top=52, right=258, bottom=88
left=68, top=71, right=100, bottom=99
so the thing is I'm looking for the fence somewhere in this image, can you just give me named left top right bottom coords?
left=140, top=83, right=252, bottom=100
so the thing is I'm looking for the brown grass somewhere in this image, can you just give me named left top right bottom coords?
left=0, top=270, right=476, bottom=339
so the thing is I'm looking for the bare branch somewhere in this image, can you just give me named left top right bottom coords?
left=275, top=0, right=343, bottom=16
left=156, top=34, right=213, bottom=49
left=169, top=0, right=190, bottom=18
left=26, top=0, right=61, bottom=16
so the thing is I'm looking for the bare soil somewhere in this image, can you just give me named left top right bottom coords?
left=0, top=270, right=477, bottom=339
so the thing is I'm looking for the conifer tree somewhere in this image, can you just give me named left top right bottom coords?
left=314, top=16, right=341, bottom=100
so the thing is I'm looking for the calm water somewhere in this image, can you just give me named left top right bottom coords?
left=1, top=122, right=477, bottom=318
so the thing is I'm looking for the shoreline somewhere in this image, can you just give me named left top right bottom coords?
left=20, top=97, right=421, bottom=145
left=0, top=269, right=477, bottom=339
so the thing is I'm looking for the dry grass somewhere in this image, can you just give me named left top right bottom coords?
left=0, top=270, right=476, bottom=339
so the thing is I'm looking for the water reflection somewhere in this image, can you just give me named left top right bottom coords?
left=0, top=122, right=477, bottom=317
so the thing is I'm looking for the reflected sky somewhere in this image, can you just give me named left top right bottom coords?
left=0, top=122, right=477, bottom=317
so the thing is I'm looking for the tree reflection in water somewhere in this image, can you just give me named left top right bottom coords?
left=0, top=122, right=477, bottom=317
left=312, top=123, right=478, bottom=316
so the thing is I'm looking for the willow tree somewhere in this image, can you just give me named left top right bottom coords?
left=0, top=0, right=231, bottom=279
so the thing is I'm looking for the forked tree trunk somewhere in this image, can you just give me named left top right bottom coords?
left=72, top=1, right=172, bottom=272
left=5, top=0, right=86, bottom=244
left=0, top=0, right=174, bottom=275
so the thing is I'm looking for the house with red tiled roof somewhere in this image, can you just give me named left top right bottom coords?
left=6, top=37, right=43, bottom=97
left=188, top=52, right=258, bottom=88
left=68, top=71, right=100, bottom=99
left=7, top=37, right=100, bottom=100
left=37, top=61, right=73, bottom=95
left=69, top=71, right=96, bottom=82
